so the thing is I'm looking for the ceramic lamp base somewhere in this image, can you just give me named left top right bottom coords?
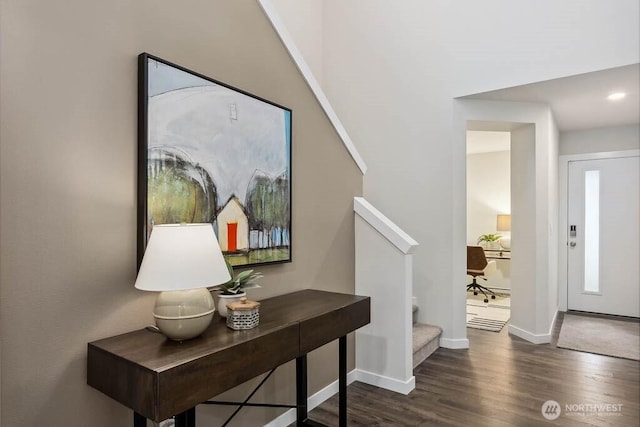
left=153, top=288, right=215, bottom=340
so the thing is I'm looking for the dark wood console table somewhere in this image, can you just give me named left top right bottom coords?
left=87, top=289, right=370, bottom=426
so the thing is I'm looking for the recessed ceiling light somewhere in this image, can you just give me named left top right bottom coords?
left=607, top=92, right=627, bottom=101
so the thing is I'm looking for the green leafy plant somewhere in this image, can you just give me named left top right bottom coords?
left=477, top=233, right=502, bottom=244
left=212, top=259, right=263, bottom=295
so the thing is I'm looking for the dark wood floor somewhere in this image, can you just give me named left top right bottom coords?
left=308, top=312, right=640, bottom=426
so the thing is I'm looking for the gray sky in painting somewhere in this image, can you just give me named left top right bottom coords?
left=148, top=58, right=213, bottom=96
left=147, top=59, right=289, bottom=206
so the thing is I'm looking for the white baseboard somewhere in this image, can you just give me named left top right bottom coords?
left=507, top=308, right=558, bottom=344
left=266, top=368, right=416, bottom=426
left=508, top=323, right=551, bottom=344
left=263, top=403, right=296, bottom=426
left=549, top=308, right=559, bottom=338
left=264, top=370, right=358, bottom=427
left=353, top=369, right=415, bottom=395
left=486, top=286, right=511, bottom=294
left=439, top=337, right=469, bottom=349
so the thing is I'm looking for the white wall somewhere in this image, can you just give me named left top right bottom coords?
left=467, top=150, right=511, bottom=290
left=273, top=0, right=639, bottom=344
left=560, top=124, right=640, bottom=155
left=547, top=116, right=560, bottom=334
left=354, top=214, right=414, bottom=394
left=510, top=124, right=537, bottom=333
left=467, top=150, right=511, bottom=244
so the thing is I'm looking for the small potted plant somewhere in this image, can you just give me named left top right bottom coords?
left=477, top=233, right=502, bottom=250
left=210, top=260, right=263, bottom=318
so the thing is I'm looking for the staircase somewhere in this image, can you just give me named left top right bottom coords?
left=412, top=304, right=442, bottom=368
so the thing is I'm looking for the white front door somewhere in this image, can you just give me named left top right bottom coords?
left=567, top=156, right=640, bottom=317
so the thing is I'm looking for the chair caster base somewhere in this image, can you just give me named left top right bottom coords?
left=484, top=299, right=489, bottom=303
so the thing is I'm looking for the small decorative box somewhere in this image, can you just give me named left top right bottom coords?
left=226, top=297, right=260, bottom=330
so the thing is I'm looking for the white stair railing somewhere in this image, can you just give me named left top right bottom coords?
left=353, top=197, right=419, bottom=395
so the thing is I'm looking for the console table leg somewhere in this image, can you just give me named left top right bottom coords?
left=133, top=412, right=146, bottom=427
left=174, top=407, right=196, bottom=427
left=339, top=335, right=347, bottom=427
left=296, top=355, right=308, bottom=425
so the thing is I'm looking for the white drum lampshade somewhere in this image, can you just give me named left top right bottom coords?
left=496, top=214, right=511, bottom=249
left=496, top=214, right=511, bottom=232
left=135, top=223, right=231, bottom=340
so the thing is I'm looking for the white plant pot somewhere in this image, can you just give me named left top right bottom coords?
left=487, top=241, right=501, bottom=250
left=216, top=292, right=246, bottom=318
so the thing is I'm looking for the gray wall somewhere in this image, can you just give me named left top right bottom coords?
left=0, top=1, right=362, bottom=425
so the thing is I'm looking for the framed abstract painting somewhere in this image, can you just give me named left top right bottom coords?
left=138, top=53, right=292, bottom=268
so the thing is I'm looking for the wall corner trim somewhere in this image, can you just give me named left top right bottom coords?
left=354, top=197, right=419, bottom=254
left=439, top=337, right=470, bottom=349
left=353, top=369, right=415, bottom=395
left=507, top=324, right=551, bottom=344
left=257, top=0, right=367, bottom=175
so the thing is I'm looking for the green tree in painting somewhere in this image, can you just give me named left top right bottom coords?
left=273, top=173, right=290, bottom=243
left=147, top=148, right=217, bottom=233
left=245, top=170, right=290, bottom=247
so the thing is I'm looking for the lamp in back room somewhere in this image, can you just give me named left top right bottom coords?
left=134, top=223, right=231, bottom=340
left=496, top=214, right=511, bottom=232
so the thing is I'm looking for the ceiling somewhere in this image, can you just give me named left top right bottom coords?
left=463, top=63, right=639, bottom=132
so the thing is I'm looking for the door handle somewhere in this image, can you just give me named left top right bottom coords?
left=569, top=241, right=577, bottom=247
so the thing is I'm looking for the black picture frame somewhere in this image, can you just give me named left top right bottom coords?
left=137, top=53, right=292, bottom=269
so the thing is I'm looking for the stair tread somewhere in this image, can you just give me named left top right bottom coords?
left=412, top=323, right=442, bottom=353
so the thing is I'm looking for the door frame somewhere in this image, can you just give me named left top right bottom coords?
left=558, top=149, right=640, bottom=312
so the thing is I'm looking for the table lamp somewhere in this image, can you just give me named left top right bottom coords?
left=134, top=223, right=231, bottom=340
left=496, top=214, right=511, bottom=232
left=496, top=214, right=511, bottom=249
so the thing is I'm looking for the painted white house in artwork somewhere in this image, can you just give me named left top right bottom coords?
left=217, top=196, right=249, bottom=253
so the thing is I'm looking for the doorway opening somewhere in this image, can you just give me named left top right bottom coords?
left=465, top=125, right=512, bottom=331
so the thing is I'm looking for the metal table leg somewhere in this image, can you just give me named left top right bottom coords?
left=339, top=335, right=347, bottom=427
left=296, top=355, right=308, bottom=425
left=174, top=407, right=196, bottom=427
left=133, top=412, right=146, bottom=427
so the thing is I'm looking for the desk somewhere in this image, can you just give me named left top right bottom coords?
left=87, top=289, right=370, bottom=427
left=484, top=248, right=510, bottom=260
left=483, top=249, right=511, bottom=292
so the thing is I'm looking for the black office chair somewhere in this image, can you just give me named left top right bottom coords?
left=467, top=246, right=497, bottom=303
